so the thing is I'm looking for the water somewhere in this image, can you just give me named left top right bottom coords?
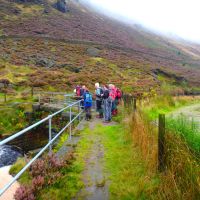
left=0, top=145, right=22, bottom=167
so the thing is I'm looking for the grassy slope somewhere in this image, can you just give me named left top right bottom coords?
left=0, top=0, right=200, bottom=137
left=0, top=0, right=199, bottom=90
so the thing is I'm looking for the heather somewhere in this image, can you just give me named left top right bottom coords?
left=11, top=152, right=77, bottom=200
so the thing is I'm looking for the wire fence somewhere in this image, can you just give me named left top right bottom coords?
left=122, top=94, right=200, bottom=171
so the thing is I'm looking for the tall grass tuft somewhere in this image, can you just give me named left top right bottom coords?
left=158, top=132, right=200, bottom=199
left=127, top=104, right=200, bottom=199
left=166, top=116, right=200, bottom=154
left=130, top=111, right=158, bottom=171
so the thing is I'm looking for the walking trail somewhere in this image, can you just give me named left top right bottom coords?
left=74, top=118, right=116, bottom=200
left=0, top=166, right=19, bottom=200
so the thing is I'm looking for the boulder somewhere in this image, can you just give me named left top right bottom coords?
left=56, top=0, right=69, bottom=13
left=86, top=47, right=101, bottom=57
left=36, top=57, right=55, bottom=68
left=32, top=103, right=40, bottom=112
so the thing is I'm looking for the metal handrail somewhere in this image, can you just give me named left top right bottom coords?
left=0, top=99, right=83, bottom=196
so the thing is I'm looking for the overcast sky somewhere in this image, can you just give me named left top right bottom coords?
left=85, top=0, right=200, bottom=42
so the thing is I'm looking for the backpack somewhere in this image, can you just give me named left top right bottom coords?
left=103, top=89, right=109, bottom=99
left=85, top=92, right=92, bottom=104
left=80, top=88, right=85, bottom=97
left=76, top=86, right=81, bottom=96
left=96, top=88, right=103, bottom=98
left=116, top=88, right=122, bottom=99
left=109, top=89, right=116, bottom=101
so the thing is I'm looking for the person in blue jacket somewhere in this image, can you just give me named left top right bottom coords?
left=83, top=88, right=93, bottom=121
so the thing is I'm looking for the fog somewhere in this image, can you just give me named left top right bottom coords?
left=82, top=0, right=200, bottom=43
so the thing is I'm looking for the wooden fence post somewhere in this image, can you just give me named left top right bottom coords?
left=158, top=114, right=165, bottom=171
left=123, top=94, right=127, bottom=107
left=31, top=87, right=34, bottom=97
left=133, top=98, right=137, bottom=111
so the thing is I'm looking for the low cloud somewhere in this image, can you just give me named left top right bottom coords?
left=81, top=0, right=200, bottom=43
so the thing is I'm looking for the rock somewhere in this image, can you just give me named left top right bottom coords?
left=32, top=103, right=40, bottom=112
left=56, top=0, right=69, bottom=13
left=25, top=112, right=33, bottom=123
left=61, top=111, right=75, bottom=120
left=34, top=30, right=45, bottom=34
left=0, top=83, right=4, bottom=88
left=13, top=0, right=44, bottom=4
left=12, top=8, right=21, bottom=15
left=151, top=68, right=187, bottom=83
left=36, top=57, right=55, bottom=68
left=43, top=7, right=50, bottom=14
left=86, top=47, right=101, bottom=57
left=58, top=64, right=81, bottom=73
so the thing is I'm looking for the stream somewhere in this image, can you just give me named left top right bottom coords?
left=0, top=126, right=56, bottom=168
left=0, top=145, right=22, bottom=168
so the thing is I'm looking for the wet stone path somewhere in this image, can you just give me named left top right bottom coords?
left=74, top=118, right=113, bottom=200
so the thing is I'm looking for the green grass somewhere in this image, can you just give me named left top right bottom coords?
left=0, top=105, right=28, bottom=135
left=39, top=121, right=159, bottom=199
left=166, top=116, right=200, bottom=154
left=143, top=95, right=200, bottom=120
left=86, top=124, right=159, bottom=200
left=9, top=158, right=32, bottom=185
left=53, top=133, right=69, bottom=153
left=70, top=122, right=159, bottom=200
left=37, top=127, right=92, bottom=200
left=9, top=127, right=92, bottom=199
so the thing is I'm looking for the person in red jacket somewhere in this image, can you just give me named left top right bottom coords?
left=109, top=84, right=118, bottom=116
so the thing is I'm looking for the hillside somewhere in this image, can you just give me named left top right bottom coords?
left=0, top=0, right=200, bottom=96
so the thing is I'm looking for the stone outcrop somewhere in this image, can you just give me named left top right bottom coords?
left=56, top=0, right=69, bottom=13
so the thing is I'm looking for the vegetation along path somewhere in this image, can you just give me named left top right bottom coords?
left=169, top=103, right=200, bottom=125
left=74, top=119, right=114, bottom=200
left=71, top=116, right=158, bottom=200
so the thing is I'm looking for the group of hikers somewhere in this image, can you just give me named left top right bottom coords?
left=74, top=83, right=122, bottom=123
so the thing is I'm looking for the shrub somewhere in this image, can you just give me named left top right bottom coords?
left=29, top=159, right=46, bottom=177
left=32, top=176, right=45, bottom=191
left=14, top=186, right=35, bottom=200
left=14, top=152, right=75, bottom=199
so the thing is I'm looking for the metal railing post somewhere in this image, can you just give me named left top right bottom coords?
left=49, top=116, right=52, bottom=152
left=69, top=106, right=72, bottom=140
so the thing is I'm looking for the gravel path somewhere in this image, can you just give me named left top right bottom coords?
left=0, top=166, right=19, bottom=200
